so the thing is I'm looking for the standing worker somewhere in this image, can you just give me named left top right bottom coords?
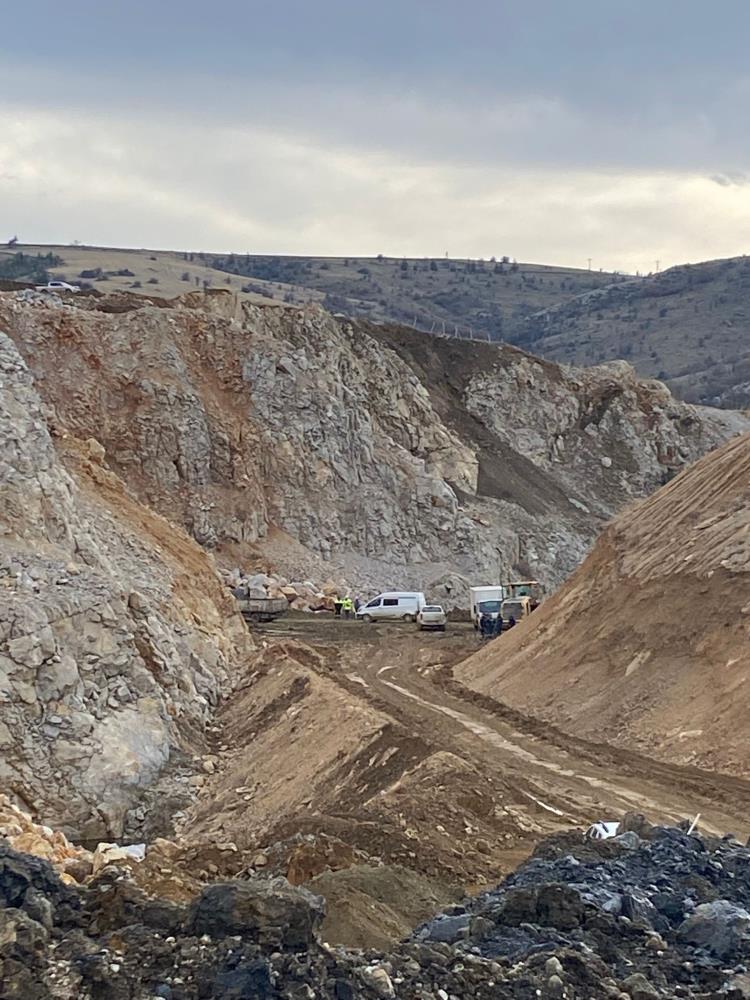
left=341, top=595, right=354, bottom=619
left=354, top=596, right=361, bottom=613
left=493, top=614, right=503, bottom=639
left=479, top=613, right=493, bottom=641
left=333, top=595, right=343, bottom=617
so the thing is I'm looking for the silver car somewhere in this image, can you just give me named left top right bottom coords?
left=417, top=605, right=446, bottom=631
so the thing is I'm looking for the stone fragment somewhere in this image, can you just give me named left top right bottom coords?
left=188, top=879, right=325, bottom=949
left=678, top=899, right=750, bottom=958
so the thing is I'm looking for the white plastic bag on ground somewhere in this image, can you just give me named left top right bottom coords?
left=585, top=821, right=619, bottom=841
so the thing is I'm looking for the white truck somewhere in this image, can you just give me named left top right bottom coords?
left=469, top=585, right=505, bottom=630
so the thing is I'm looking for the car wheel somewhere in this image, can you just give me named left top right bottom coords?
left=362, top=614, right=373, bottom=623
left=402, top=613, right=414, bottom=623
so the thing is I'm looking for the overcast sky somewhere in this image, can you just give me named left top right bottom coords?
left=3, top=0, right=750, bottom=271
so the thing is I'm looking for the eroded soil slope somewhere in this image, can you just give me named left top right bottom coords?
left=458, top=431, right=750, bottom=775
left=0, top=332, right=252, bottom=841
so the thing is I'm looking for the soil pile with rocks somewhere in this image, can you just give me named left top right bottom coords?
left=6, top=817, right=750, bottom=998
left=459, top=430, right=750, bottom=777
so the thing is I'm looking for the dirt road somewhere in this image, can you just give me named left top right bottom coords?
left=177, top=614, right=750, bottom=947
left=257, top=615, right=750, bottom=842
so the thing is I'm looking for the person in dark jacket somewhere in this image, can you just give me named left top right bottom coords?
left=479, top=613, right=494, bottom=639
left=493, top=615, right=503, bottom=638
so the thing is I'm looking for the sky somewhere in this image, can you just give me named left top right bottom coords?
left=3, top=0, right=750, bottom=272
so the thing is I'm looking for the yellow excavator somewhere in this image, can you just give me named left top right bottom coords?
left=501, top=580, right=542, bottom=626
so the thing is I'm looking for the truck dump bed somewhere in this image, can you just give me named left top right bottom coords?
left=233, top=589, right=289, bottom=623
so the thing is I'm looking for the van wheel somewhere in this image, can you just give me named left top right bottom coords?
left=362, top=614, right=373, bottom=623
left=402, top=613, right=414, bottom=623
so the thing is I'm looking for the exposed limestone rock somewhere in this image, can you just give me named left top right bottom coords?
left=0, top=332, right=252, bottom=840
left=2, top=292, right=744, bottom=600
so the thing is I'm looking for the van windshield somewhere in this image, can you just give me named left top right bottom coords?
left=478, top=600, right=501, bottom=613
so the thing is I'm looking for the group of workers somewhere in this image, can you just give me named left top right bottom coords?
left=333, top=595, right=360, bottom=619
left=479, top=612, right=515, bottom=640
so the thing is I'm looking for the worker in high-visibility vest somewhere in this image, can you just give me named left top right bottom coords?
left=341, top=596, right=354, bottom=619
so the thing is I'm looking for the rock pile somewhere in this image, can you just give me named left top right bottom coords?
left=0, top=796, right=93, bottom=886
left=6, top=818, right=750, bottom=998
left=224, top=570, right=341, bottom=612
left=0, top=796, right=149, bottom=888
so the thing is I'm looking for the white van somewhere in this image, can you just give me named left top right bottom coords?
left=356, top=592, right=426, bottom=623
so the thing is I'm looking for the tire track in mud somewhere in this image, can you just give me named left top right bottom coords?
left=346, top=647, right=750, bottom=841
left=252, top=620, right=750, bottom=844
left=375, top=675, right=730, bottom=834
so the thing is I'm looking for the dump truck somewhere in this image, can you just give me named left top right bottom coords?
left=233, top=587, right=288, bottom=623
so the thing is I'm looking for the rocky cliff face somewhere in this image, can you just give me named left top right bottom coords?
left=0, top=330, right=252, bottom=840
left=1, top=290, right=746, bottom=605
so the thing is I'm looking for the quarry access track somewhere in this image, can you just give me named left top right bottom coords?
left=257, top=616, right=750, bottom=845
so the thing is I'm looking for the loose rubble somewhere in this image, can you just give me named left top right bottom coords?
left=6, top=816, right=750, bottom=997
left=224, top=569, right=341, bottom=613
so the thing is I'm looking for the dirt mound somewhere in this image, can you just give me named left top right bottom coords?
left=178, top=637, right=541, bottom=891
left=458, top=431, right=750, bottom=775
left=309, top=863, right=460, bottom=950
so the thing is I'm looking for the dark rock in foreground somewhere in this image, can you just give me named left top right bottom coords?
left=5, top=823, right=750, bottom=997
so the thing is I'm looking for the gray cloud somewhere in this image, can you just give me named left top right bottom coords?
left=2, top=1, right=750, bottom=269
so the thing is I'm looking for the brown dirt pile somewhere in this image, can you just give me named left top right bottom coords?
left=458, top=431, right=750, bottom=775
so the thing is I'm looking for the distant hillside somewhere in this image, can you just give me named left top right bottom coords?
left=13, top=245, right=750, bottom=408
left=510, top=256, right=750, bottom=407
left=205, top=252, right=619, bottom=339
left=0, top=245, right=621, bottom=339
left=0, top=244, right=288, bottom=306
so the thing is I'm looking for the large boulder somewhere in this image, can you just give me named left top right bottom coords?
left=188, top=878, right=325, bottom=950
left=678, top=900, right=750, bottom=958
